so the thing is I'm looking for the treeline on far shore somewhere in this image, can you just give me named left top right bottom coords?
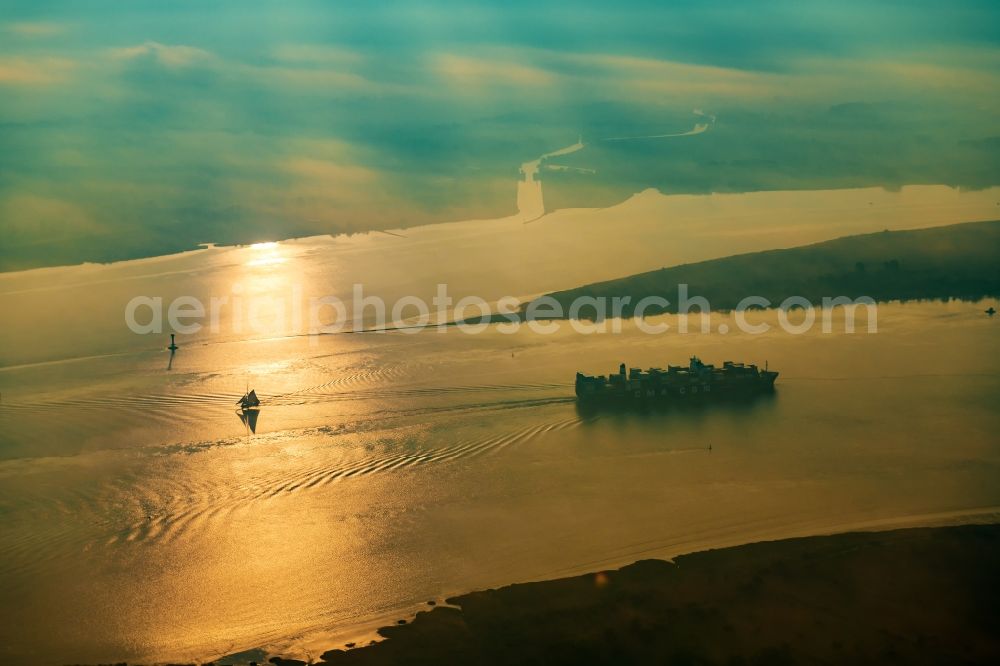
left=527, top=219, right=1000, bottom=318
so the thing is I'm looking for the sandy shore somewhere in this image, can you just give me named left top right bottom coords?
left=285, top=524, right=999, bottom=666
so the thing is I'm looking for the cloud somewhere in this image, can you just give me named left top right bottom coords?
left=1, top=2, right=998, bottom=270
left=558, top=52, right=780, bottom=98
left=254, top=65, right=370, bottom=89
left=781, top=51, right=1000, bottom=102
left=4, top=21, right=67, bottom=37
left=108, top=41, right=213, bottom=68
left=270, top=44, right=363, bottom=66
left=106, top=41, right=373, bottom=91
left=0, top=56, right=76, bottom=85
left=264, top=45, right=371, bottom=88
left=0, top=194, right=100, bottom=240
left=281, top=158, right=377, bottom=186
left=433, top=54, right=554, bottom=87
left=867, top=60, right=1000, bottom=93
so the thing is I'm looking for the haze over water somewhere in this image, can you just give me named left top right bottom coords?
left=1, top=186, right=999, bottom=664
left=3, top=1, right=1000, bottom=662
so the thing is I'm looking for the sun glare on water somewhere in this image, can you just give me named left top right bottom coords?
left=246, top=241, right=287, bottom=267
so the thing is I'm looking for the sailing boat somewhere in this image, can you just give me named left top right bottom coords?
left=237, top=386, right=261, bottom=411
left=236, top=386, right=261, bottom=434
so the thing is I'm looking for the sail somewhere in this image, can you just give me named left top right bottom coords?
left=237, top=388, right=261, bottom=409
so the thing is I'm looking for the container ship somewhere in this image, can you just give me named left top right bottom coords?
left=575, top=356, right=777, bottom=402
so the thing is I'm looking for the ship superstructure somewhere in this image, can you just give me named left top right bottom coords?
left=575, top=356, right=777, bottom=402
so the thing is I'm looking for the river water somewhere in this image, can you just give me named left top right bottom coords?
left=1, top=185, right=998, bottom=664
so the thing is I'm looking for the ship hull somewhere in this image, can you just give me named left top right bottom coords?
left=575, top=376, right=777, bottom=403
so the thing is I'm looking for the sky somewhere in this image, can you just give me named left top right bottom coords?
left=1, top=0, right=998, bottom=270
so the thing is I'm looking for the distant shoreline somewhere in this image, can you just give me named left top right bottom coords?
left=4, top=185, right=999, bottom=275
left=523, top=218, right=1000, bottom=321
